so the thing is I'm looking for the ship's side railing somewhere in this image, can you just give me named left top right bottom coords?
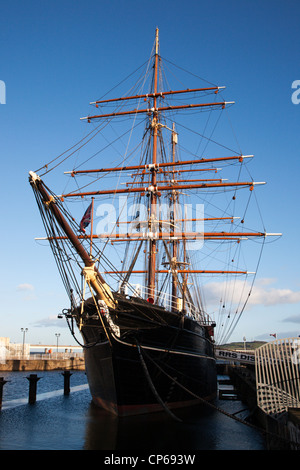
left=120, top=283, right=213, bottom=325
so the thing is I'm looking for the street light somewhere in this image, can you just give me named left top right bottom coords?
left=55, top=333, right=61, bottom=353
left=21, top=328, right=28, bottom=358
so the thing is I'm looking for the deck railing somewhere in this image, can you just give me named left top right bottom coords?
left=120, top=282, right=213, bottom=325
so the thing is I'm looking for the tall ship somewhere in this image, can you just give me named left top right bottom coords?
left=29, top=29, right=279, bottom=416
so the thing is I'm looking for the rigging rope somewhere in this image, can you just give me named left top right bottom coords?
left=31, top=46, right=270, bottom=348
left=138, top=344, right=297, bottom=448
left=136, top=343, right=182, bottom=422
left=221, top=237, right=266, bottom=345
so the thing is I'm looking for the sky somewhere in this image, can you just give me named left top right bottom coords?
left=0, top=0, right=299, bottom=346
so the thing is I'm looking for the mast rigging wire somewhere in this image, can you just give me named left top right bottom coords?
left=31, top=40, right=270, bottom=345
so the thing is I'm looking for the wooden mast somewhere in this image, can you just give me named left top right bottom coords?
left=148, top=27, right=159, bottom=301
left=171, top=123, right=178, bottom=310
left=90, top=197, right=94, bottom=257
left=45, top=29, right=277, bottom=308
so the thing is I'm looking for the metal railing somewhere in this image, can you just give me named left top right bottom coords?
left=30, top=352, right=84, bottom=360
left=255, top=338, right=300, bottom=418
left=2, top=352, right=84, bottom=361
left=120, top=282, right=212, bottom=324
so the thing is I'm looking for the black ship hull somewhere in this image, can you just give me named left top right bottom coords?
left=78, top=295, right=217, bottom=416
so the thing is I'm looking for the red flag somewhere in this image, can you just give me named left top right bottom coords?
left=80, top=202, right=92, bottom=232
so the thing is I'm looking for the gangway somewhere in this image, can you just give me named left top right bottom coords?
left=215, top=348, right=255, bottom=365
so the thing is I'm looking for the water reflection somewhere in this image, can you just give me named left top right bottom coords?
left=84, top=401, right=265, bottom=450
left=0, top=371, right=266, bottom=450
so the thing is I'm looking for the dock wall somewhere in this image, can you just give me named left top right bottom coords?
left=0, top=357, right=85, bottom=371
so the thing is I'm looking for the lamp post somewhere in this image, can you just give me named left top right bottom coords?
left=21, top=328, right=28, bottom=358
left=55, top=333, right=61, bottom=353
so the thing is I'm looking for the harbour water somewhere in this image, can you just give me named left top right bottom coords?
left=0, top=371, right=266, bottom=450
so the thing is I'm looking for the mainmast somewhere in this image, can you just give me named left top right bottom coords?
left=171, top=123, right=178, bottom=310
left=58, top=28, right=279, bottom=310
left=148, top=27, right=160, bottom=300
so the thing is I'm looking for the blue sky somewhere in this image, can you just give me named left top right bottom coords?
left=0, top=0, right=299, bottom=346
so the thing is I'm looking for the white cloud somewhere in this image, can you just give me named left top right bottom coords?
left=250, top=286, right=300, bottom=306
left=17, top=283, right=34, bottom=291
left=203, top=278, right=300, bottom=308
left=17, top=283, right=37, bottom=301
left=31, top=316, right=67, bottom=328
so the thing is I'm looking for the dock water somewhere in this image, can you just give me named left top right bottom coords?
left=0, top=361, right=299, bottom=450
left=0, top=369, right=266, bottom=450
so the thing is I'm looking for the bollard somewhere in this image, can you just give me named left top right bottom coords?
left=0, top=377, right=9, bottom=410
left=62, top=370, right=72, bottom=395
left=26, top=374, right=41, bottom=404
